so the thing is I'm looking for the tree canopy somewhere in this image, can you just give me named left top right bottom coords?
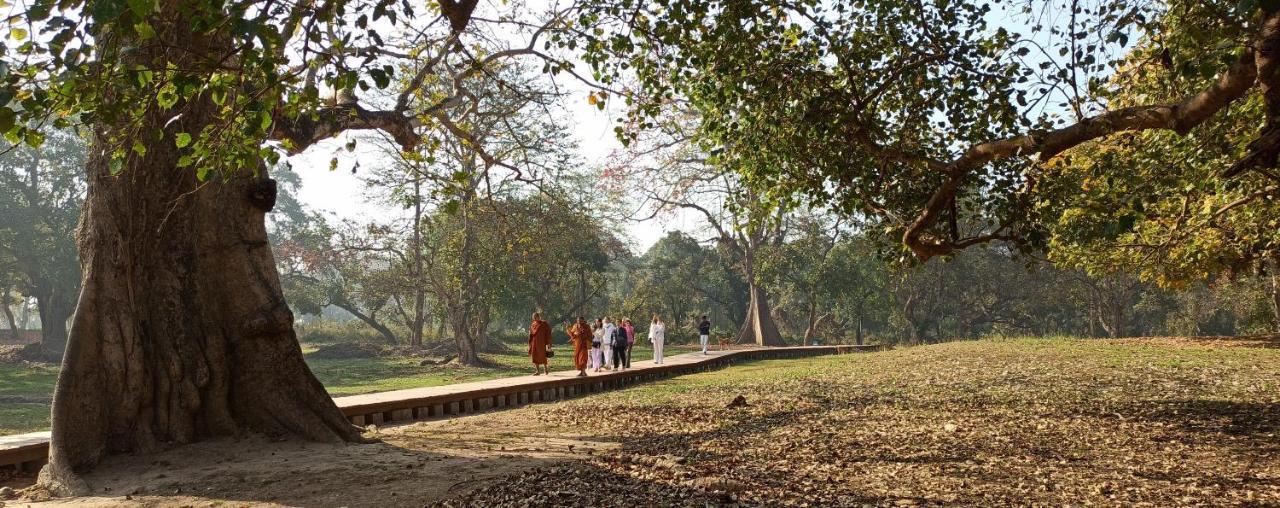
left=576, top=0, right=1280, bottom=286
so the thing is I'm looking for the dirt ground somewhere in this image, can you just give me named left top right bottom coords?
left=5, top=337, right=1280, bottom=507
left=7, top=414, right=615, bottom=508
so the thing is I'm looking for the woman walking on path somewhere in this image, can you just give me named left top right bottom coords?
left=649, top=314, right=666, bottom=365
left=622, top=318, right=635, bottom=368
left=601, top=317, right=617, bottom=371
left=611, top=321, right=629, bottom=370
left=568, top=316, right=593, bottom=377
left=591, top=318, right=605, bottom=372
left=527, top=312, right=551, bottom=375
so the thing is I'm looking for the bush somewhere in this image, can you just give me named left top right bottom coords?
left=297, top=319, right=388, bottom=345
left=308, top=342, right=386, bottom=359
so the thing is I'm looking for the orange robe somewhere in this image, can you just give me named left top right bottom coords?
left=567, top=322, right=592, bottom=370
left=528, top=319, right=551, bottom=365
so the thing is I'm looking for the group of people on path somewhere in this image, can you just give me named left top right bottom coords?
left=527, top=312, right=712, bottom=376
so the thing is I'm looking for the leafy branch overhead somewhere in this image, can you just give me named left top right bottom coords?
left=0, top=0, right=487, bottom=177
left=575, top=0, right=1280, bottom=283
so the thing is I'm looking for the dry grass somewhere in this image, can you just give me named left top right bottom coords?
left=440, top=337, right=1280, bottom=506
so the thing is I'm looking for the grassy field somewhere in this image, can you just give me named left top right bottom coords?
left=0, top=340, right=679, bottom=435
left=435, top=337, right=1280, bottom=506
left=0, top=362, right=58, bottom=434
left=40, top=336, right=1279, bottom=506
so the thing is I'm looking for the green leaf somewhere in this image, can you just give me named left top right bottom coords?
left=126, top=0, right=154, bottom=15
left=134, top=21, right=156, bottom=40
left=23, top=130, right=43, bottom=148
left=131, top=140, right=147, bottom=156
left=0, top=107, right=15, bottom=133
left=10, top=28, right=28, bottom=41
left=135, top=68, right=154, bottom=87
left=156, top=83, right=178, bottom=109
left=174, top=132, right=192, bottom=148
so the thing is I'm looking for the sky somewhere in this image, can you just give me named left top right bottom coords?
left=286, top=1, right=702, bottom=254
left=287, top=86, right=702, bottom=253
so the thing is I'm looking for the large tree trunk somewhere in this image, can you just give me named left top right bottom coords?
left=737, top=282, right=785, bottom=346
left=38, top=133, right=363, bottom=495
left=447, top=305, right=480, bottom=365
left=32, top=290, right=73, bottom=356
left=803, top=301, right=818, bottom=344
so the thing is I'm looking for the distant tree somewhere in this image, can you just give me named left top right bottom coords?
left=0, top=130, right=86, bottom=357
left=276, top=217, right=405, bottom=345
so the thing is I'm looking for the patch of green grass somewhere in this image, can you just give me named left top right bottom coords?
left=0, top=362, right=58, bottom=398
left=0, top=363, right=57, bottom=435
left=0, top=342, right=684, bottom=434
left=0, top=403, right=49, bottom=435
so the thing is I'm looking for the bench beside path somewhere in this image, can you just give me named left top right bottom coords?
left=1, top=344, right=880, bottom=472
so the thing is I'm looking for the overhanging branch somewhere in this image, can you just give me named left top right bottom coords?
left=902, top=42, right=1262, bottom=260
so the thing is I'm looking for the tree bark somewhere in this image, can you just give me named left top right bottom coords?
left=1270, top=272, right=1280, bottom=333
left=331, top=300, right=399, bottom=345
left=29, top=287, right=74, bottom=356
left=855, top=313, right=863, bottom=346
left=803, top=301, right=818, bottom=344
left=38, top=132, right=362, bottom=495
left=409, top=177, right=425, bottom=348
left=447, top=305, right=480, bottom=365
left=1, top=287, right=19, bottom=342
left=737, top=281, right=785, bottom=346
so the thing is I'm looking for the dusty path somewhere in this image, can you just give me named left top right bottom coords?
left=12, top=413, right=609, bottom=507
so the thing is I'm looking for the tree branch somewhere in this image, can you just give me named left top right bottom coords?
left=903, top=45, right=1261, bottom=260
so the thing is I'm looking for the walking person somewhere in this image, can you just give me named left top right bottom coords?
left=649, top=314, right=666, bottom=365
left=568, top=316, right=592, bottom=377
left=591, top=318, right=605, bottom=372
left=611, top=320, right=628, bottom=370
left=622, top=318, right=635, bottom=368
left=601, top=317, right=617, bottom=371
left=698, top=315, right=711, bottom=354
left=528, top=312, right=551, bottom=375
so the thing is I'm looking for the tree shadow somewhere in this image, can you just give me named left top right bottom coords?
left=1126, top=398, right=1280, bottom=440
left=24, top=433, right=587, bottom=507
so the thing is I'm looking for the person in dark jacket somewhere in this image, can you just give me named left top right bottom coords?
left=611, top=323, right=629, bottom=370
left=698, top=315, right=711, bottom=354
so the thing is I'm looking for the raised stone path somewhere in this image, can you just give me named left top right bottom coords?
left=0, top=344, right=879, bottom=472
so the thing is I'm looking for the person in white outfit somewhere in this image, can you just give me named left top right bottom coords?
left=649, top=314, right=666, bottom=365
left=591, top=318, right=605, bottom=372
left=601, top=317, right=617, bottom=371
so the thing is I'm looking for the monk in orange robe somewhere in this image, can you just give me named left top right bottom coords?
left=528, top=312, right=552, bottom=375
left=566, top=316, right=592, bottom=377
